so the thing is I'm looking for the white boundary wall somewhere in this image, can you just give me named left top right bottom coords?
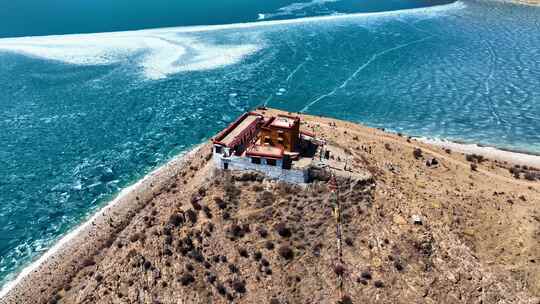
left=213, top=152, right=308, bottom=184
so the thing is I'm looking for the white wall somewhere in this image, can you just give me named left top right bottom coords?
left=212, top=153, right=307, bottom=184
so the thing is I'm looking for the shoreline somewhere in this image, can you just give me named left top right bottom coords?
left=419, top=137, right=540, bottom=168
left=505, top=0, right=540, bottom=5
left=1, top=116, right=539, bottom=302
left=0, top=143, right=207, bottom=302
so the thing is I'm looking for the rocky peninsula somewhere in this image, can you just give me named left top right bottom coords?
left=1, top=108, right=539, bottom=304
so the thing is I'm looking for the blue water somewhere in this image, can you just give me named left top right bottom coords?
left=0, top=0, right=452, bottom=38
left=0, top=0, right=539, bottom=292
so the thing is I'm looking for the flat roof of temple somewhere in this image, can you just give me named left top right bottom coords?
left=269, top=115, right=299, bottom=129
left=213, top=112, right=261, bottom=147
left=246, top=144, right=284, bottom=159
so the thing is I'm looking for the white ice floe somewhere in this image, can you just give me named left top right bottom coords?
left=263, top=0, right=340, bottom=19
left=0, top=32, right=260, bottom=80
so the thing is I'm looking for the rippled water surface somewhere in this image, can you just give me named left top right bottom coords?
left=0, top=0, right=539, bottom=291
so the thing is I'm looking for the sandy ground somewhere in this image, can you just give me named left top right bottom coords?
left=1, top=108, right=539, bottom=304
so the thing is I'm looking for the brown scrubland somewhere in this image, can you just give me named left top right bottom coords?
left=2, top=108, right=539, bottom=304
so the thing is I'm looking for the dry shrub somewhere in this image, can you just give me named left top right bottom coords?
left=334, top=264, right=346, bottom=276
left=252, top=184, right=264, bottom=192
left=188, top=249, right=204, bottom=263
left=203, top=206, right=212, bottom=218
left=198, top=187, right=207, bottom=196
left=253, top=251, right=262, bottom=261
left=238, top=248, right=249, bottom=258
left=228, top=224, right=245, bottom=239
left=129, top=232, right=145, bottom=243
left=214, top=197, right=227, bottom=209
left=278, top=245, right=294, bottom=260
left=339, top=295, right=353, bottom=304
left=413, top=148, right=423, bottom=159
left=168, top=213, right=184, bottom=227
left=466, top=154, right=485, bottom=163
left=190, top=197, right=202, bottom=210
left=179, top=273, right=195, bottom=286
left=216, top=283, right=227, bottom=295
left=394, top=260, right=404, bottom=271
left=257, top=226, right=268, bottom=238
left=228, top=263, right=239, bottom=273
left=360, top=271, right=372, bottom=280
left=206, top=273, right=217, bottom=284
left=257, top=191, right=275, bottom=208
left=275, top=222, right=292, bottom=238
left=186, top=209, right=197, bottom=224
left=81, top=258, right=95, bottom=267
left=143, top=260, right=152, bottom=270
left=223, top=175, right=240, bottom=198
left=524, top=171, right=537, bottom=181
left=231, top=279, right=246, bottom=293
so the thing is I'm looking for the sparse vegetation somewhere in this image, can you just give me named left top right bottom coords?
left=36, top=113, right=540, bottom=304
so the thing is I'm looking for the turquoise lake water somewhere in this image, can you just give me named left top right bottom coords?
left=0, top=0, right=539, bottom=291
